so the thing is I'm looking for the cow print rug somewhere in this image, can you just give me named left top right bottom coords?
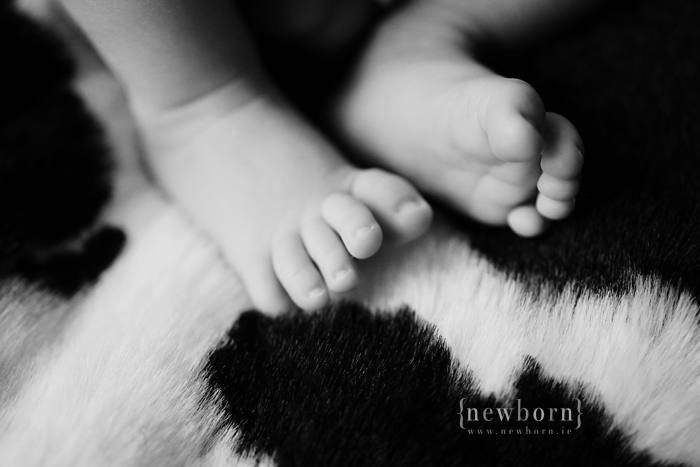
left=0, top=0, right=698, bottom=465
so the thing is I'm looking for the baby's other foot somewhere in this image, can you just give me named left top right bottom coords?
left=138, top=85, right=431, bottom=312
left=335, top=3, right=583, bottom=237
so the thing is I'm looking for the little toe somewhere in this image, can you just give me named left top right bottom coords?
left=507, top=205, right=549, bottom=237
left=272, top=232, right=329, bottom=311
left=485, top=79, right=546, bottom=163
left=537, top=173, right=579, bottom=201
left=301, top=217, right=358, bottom=293
left=321, top=193, right=383, bottom=259
left=541, top=113, right=584, bottom=180
left=350, top=169, right=432, bottom=242
left=241, top=259, right=294, bottom=314
left=536, top=194, right=575, bottom=220
left=467, top=173, right=538, bottom=225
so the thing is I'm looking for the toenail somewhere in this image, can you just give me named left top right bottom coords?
left=334, top=268, right=352, bottom=282
left=354, top=225, right=377, bottom=238
left=396, top=198, right=425, bottom=214
left=308, top=287, right=326, bottom=299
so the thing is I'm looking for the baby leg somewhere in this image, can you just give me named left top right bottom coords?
left=335, top=0, right=592, bottom=236
left=60, top=0, right=432, bottom=311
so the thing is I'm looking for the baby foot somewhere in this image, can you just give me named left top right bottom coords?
left=334, top=3, right=583, bottom=237
left=136, top=83, right=431, bottom=312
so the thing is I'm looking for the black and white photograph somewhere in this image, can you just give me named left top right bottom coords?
left=0, top=0, right=698, bottom=465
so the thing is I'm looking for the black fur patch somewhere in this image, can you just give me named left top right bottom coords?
left=15, top=226, right=126, bottom=295
left=207, top=304, right=679, bottom=466
left=0, top=2, right=122, bottom=291
left=0, top=2, right=114, bottom=268
left=461, top=0, right=700, bottom=301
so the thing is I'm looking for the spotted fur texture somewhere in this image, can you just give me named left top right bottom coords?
left=0, top=0, right=698, bottom=465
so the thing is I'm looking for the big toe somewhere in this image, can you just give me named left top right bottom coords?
left=483, top=78, right=546, bottom=164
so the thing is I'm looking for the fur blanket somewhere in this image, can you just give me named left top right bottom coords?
left=0, top=0, right=699, bottom=465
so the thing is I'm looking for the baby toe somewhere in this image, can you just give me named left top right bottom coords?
left=272, top=232, right=329, bottom=311
left=467, top=174, right=537, bottom=225
left=242, top=259, right=294, bottom=314
left=507, top=205, right=549, bottom=237
left=301, top=217, right=358, bottom=293
left=350, top=169, right=432, bottom=242
left=537, top=173, right=579, bottom=201
left=541, top=113, right=584, bottom=180
left=321, top=192, right=383, bottom=259
left=536, top=194, right=575, bottom=220
left=485, top=78, right=546, bottom=163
